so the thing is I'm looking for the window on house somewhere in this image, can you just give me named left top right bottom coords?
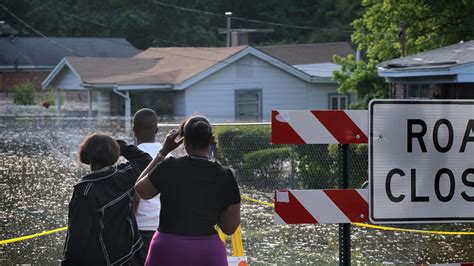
left=407, top=84, right=430, bottom=98
left=329, top=94, right=349, bottom=110
left=235, top=89, right=262, bottom=121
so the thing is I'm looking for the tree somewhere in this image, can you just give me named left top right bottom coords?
left=1, top=0, right=224, bottom=49
left=220, top=0, right=361, bottom=44
left=333, top=0, right=474, bottom=108
left=1, top=0, right=360, bottom=48
left=333, top=54, right=387, bottom=109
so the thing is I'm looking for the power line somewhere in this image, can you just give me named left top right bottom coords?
left=1, top=4, right=84, bottom=57
left=1, top=4, right=241, bottom=62
left=154, top=1, right=223, bottom=17
left=1, top=4, right=344, bottom=74
left=153, top=1, right=353, bottom=33
left=231, top=15, right=352, bottom=33
left=43, top=4, right=110, bottom=28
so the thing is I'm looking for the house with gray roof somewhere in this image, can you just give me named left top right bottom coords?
left=43, top=44, right=355, bottom=121
left=377, top=40, right=474, bottom=99
left=258, top=42, right=353, bottom=85
left=257, top=42, right=354, bottom=65
left=0, top=37, right=140, bottom=92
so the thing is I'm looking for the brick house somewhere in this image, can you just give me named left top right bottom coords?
left=0, top=37, right=140, bottom=93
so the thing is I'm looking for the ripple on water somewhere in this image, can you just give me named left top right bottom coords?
left=2, top=116, right=474, bottom=264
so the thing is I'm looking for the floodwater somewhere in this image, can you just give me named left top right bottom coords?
left=1, top=115, right=474, bottom=265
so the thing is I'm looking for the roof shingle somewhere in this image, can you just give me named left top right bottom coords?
left=133, top=46, right=247, bottom=84
left=65, top=46, right=247, bottom=85
left=257, top=42, right=354, bottom=65
left=0, top=37, right=140, bottom=66
left=378, top=40, right=474, bottom=71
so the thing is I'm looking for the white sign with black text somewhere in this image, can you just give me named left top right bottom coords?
left=370, top=100, right=474, bottom=224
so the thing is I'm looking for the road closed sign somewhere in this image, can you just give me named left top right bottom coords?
left=370, top=100, right=474, bottom=224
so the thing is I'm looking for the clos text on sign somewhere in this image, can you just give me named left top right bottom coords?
left=369, top=100, right=474, bottom=224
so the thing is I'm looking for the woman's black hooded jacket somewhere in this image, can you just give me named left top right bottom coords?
left=62, top=141, right=152, bottom=265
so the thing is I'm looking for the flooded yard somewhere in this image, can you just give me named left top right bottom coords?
left=1, top=115, right=473, bottom=265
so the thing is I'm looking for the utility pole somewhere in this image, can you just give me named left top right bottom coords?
left=220, top=12, right=273, bottom=47
left=399, top=21, right=408, bottom=57
left=225, top=12, right=232, bottom=47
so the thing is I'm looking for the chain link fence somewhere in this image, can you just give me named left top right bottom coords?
left=208, top=123, right=368, bottom=192
left=207, top=122, right=474, bottom=264
left=2, top=117, right=474, bottom=264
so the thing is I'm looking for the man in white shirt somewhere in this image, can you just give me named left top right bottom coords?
left=131, top=108, right=163, bottom=265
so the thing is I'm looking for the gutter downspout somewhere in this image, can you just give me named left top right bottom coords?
left=113, top=85, right=131, bottom=133
left=87, top=89, right=93, bottom=118
left=112, top=86, right=131, bottom=118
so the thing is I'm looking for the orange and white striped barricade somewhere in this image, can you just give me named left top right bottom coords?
left=272, top=110, right=368, bottom=144
left=271, top=109, right=369, bottom=265
left=274, top=189, right=368, bottom=224
left=272, top=109, right=369, bottom=224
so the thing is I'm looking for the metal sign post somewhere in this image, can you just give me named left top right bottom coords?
left=273, top=104, right=474, bottom=264
left=272, top=110, right=369, bottom=265
left=339, top=144, right=350, bottom=266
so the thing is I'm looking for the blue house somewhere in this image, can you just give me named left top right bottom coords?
left=377, top=41, right=474, bottom=99
left=43, top=43, right=356, bottom=121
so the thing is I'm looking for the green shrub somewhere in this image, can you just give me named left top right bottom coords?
left=214, top=125, right=272, bottom=168
left=40, top=88, right=63, bottom=108
left=13, top=81, right=36, bottom=105
left=294, top=144, right=368, bottom=189
left=294, top=144, right=339, bottom=189
left=243, top=147, right=291, bottom=185
left=348, top=144, right=368, bottom=188
left=213, top=124, right=368, bottom=190
left=215, top=125, right=291, bottom=187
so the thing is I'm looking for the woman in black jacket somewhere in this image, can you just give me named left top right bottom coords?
left=62, top=133, right=152, bottom=265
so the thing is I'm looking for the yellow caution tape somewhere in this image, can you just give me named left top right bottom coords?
left=217, top=225, right=246, bottom=257
left=216, top=225, right=227, bottom=242
left=240, top=195, right=474, bottom=236
left=0, top=226, right=68, bottom=245
left=241, top=195, right=274, bottom=207
left=230, top=225, right=245, bottom=256
left=352, top=223, right=474, bottom=235
left=2, top=194, right=474, bottom=245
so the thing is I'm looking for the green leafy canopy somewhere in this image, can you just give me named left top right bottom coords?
left=333, top=0, right=474, bottom=108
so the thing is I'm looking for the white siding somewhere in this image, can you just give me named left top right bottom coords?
left=51, top=68, right=84, bottom=90
left=184, top=55, right=340, bottom=122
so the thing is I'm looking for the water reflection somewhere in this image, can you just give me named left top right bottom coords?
left=1, top=116, right=473, bottom=264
